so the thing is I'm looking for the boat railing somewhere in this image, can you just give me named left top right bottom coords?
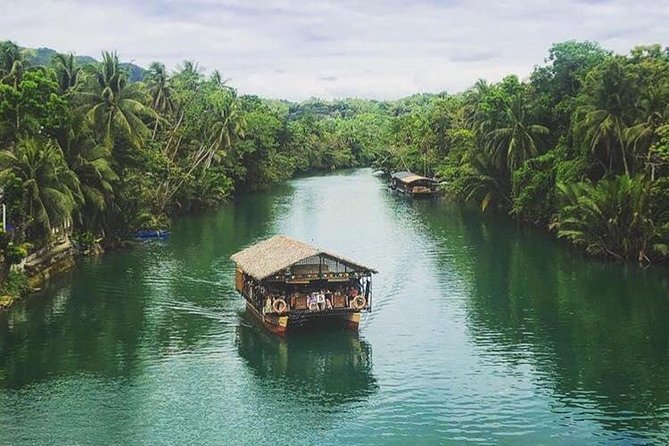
left=255, top=292, right=370, bottom=316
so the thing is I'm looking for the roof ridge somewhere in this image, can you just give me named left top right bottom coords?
left=230, top=235, right=376, bottom=280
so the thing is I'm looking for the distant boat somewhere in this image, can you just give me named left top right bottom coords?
left=133, top=229, right=170, bottom=239
left=389, top=171, right=439, bottom=197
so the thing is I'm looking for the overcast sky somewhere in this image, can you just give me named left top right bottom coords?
left=2, top=0, right=668, bottom=100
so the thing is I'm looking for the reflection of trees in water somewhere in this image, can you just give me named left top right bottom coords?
left=170, top=182, right=295, bottom=263
left=235, top=314, right=378, bottom=407
left=413, top=201, right=669, bottom=439
left=150, top=184, right=298, bottom=355
left=0, top=254, right=151, bottom=389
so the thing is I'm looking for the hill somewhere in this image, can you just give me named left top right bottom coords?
left=18, top=45, right=146, bottom=81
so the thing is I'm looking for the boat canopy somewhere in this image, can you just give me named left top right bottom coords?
left=391, top=171, right=437, bottom=184
left=230, top=235, right=377, bottom=281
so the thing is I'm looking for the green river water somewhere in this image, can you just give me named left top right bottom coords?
left=1, top=169, right=668, bottom=445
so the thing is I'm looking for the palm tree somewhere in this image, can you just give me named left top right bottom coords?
left=0, top=138, right=82, bottom=239
left=202, top=94, right=246, bottom=169
left=146, top=62, right=175, bottom=138
left=173, top=60, right=202, bottom=92
left=146, top=62, right=174, bottom=113
left=486, top=94, right=549, bottom=171
left=156, top=94, right=246, bottom=211
left=61, top=132, right=118, bottom=228
left=76, top=51, right=156, bottom=147
left=463, top=150, right=513, bottom=212
left=577, top=59, right=636, bottom=176
left=463, top=79, right=492, bottom=137
left=0, top=41, right=25, bottom=87
left=53, top=52, right=81, bottom=93
left=554, top=175, right=667, bottom=262
left=209, top=69, right=232, bottom=90
left=624, top=86, right=669, bottom=176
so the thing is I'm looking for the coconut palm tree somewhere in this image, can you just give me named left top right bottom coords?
left=624, top=86, right=669, bottom=175
left=61, top=131, right=118, bottom=228
left=0, top=138, right=82, bottom=239
left=156, top=94, right=246, bottom=211
left=53, top=52, right=81, bottom=93
left=577, top=59, right=636, bottom=176
left=146, top=61, right=175, bottom=139
left=202, top=94, right=246, bottom=169
left=209, top=69, right=232, bottom=89
left=76, top=51, right=156, bottom=147
left=146, top=62, right=174, bottom=114
left=0, top=41, right=25, bottom=87
left=486, top=94, right=549, bottom=171
left=463, top=79, right=492, bottom=136
left=463, top=152, right=513, bottom=212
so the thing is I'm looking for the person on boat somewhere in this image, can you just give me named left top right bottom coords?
left=307, top=293, right=318, bottom=311
left=317, top=290, right=326, bottom=310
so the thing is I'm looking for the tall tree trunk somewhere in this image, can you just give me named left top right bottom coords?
left=152, top=119, right=159, bottom=141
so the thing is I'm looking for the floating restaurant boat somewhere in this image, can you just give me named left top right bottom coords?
left=390, top=171, right=439, bottom=197
left=231, top=235, right=377, bottom=335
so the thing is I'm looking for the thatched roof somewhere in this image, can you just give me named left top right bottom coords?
left=230, top=235, right=377, bottom=280
left=391, top=171, right=436, bottom=184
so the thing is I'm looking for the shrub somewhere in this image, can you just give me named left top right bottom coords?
left=554, top=175, right=668, bottom=262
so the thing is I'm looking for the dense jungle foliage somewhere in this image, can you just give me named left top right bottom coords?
left=374, top=42, right=669, bottom=263
left=0, top=40, right=667, bottom=267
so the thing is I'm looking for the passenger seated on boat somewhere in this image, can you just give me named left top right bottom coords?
left=317, top=290, right=326, bottom=310
left=292, top=294, right=308, bottom=310
left=324, top=291, right=333, bottom=310
left=263, top=297, right=272, bottom=314
left=307, top=293, right=319, bottom=311
left=333, top=292, right=346, bottom=308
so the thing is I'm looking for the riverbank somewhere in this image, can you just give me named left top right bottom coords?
left=0, top=234, right=99, bottom=312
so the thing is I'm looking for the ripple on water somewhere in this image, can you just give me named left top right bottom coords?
left=1, top=170, right=668, bottom=446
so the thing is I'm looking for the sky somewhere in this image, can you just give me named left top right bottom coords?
left=2, top=0, right=668, bottom=100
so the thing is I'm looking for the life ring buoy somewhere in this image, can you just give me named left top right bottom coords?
left=350, top=296, right=366, bottom=310
left=273, top=298, right=288, bottom=314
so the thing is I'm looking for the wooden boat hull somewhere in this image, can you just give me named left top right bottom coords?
left=389, top=185, right=437, bottom=198
left=245, top=301, right=361, bottom=335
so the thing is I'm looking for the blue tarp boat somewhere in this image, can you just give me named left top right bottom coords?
left=134, top=229, right=170, bottom=239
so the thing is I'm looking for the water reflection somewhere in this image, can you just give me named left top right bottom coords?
left=0, top=253, right=151, bottom=389
left=235, top=313, right=378, bottom=407
left=412, top=200, right=669, bottom=441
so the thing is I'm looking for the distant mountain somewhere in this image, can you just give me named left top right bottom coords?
left=19, top=45, right=147, bottom=82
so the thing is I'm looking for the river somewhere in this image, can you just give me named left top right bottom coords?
left=1, top=169, right=668, bottom=445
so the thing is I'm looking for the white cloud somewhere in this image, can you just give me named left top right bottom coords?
left=1, top=0, right=668, bottom=100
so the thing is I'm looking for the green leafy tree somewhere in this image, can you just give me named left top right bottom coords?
left=0, top=68, right=69, bottom=146
left=0, top=138, right=82, bottom=240
left=77, top=51, right=156, bottom=147
left=487, top=94, right=549, bottom=171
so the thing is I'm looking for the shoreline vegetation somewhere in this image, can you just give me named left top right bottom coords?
left=1, top=39, right=668, bottom=308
